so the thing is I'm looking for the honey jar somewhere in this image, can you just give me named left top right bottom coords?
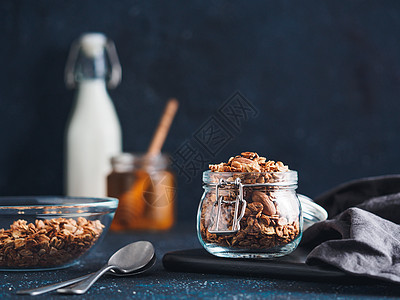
left=108, top=153, right=175, bottom=231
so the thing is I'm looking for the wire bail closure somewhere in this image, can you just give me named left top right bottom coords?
left=64, top=35, right=121, bottom=89
left=208, top=178, right=247, bottom=235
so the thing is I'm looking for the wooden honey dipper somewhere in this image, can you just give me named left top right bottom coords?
left=115, top=98, right=179, bottom=228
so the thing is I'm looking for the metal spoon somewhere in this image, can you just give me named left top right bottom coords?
left=18, top=254, right=156, bottom=296
left=17, top=241, right=155, bottom=296
left=56, top=240, right=155, bottom=294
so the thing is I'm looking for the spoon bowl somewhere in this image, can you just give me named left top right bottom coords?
left=109, top=253, right=156, bottom=277
left=108, top=241, right=155, bottom=273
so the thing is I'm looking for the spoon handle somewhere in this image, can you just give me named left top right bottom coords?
left=57, top=264, right=114, bottom=294
left=17, top=273, right=93, bottom=296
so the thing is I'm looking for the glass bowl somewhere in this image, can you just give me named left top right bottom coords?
left=0, top=196, right=118, bottom=271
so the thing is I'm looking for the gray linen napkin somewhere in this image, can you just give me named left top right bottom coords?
left=301, top=175, right=400, bottom=283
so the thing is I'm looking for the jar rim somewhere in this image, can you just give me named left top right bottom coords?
left=110, top=153, right=170, bottom=172
left=202, top=170, right=298, bottom=185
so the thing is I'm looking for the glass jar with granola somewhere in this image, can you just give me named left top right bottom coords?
left=197, top=152, right=302, bottom=258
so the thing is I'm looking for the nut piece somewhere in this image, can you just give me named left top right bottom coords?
left=251, top=191, right=276, bottom=216
left=247, top=202, right=263, bottom=218
left=241, top=152, right=259, bottom=160
left=231, top=157, right=261, bottom=172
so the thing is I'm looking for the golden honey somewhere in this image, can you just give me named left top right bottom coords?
left=108, top=153, right=175, bottom=231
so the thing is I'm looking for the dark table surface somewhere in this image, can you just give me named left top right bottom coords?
left=1, top=223, right=400, bottom=300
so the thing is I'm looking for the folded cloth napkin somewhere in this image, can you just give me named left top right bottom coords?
left=301, top=175, right=400, bottom=283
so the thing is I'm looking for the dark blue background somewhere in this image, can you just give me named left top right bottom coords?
left=1, top=0, right=400, bottom=221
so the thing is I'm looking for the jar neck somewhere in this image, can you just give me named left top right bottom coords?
left=203, top=183, right=298, bottom=192
left=111, top=153, right=170, bottom=173
left=202, top=170, right=298, bottom=187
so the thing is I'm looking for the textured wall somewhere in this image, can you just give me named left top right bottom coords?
left=1, top=1, right=400, bottom=221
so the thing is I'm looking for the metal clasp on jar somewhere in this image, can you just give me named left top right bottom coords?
left=208, top=178, right=247, bottom=235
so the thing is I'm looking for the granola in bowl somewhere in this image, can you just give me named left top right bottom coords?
left=0, top=217, right=103, bottom=268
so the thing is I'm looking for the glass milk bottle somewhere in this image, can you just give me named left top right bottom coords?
left=64, top=33, right=122, bottom=197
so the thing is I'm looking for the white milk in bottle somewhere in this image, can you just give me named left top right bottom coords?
left=64, top=33, right=122, bottom=197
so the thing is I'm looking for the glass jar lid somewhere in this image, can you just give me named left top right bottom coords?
left=298, top=194, right=328, bottom=230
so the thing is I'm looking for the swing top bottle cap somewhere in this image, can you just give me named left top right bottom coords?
left=80, top=33, right=107, bottom=58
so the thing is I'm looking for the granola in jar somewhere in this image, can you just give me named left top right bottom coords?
left=197, top=152, right=302, bottom=258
